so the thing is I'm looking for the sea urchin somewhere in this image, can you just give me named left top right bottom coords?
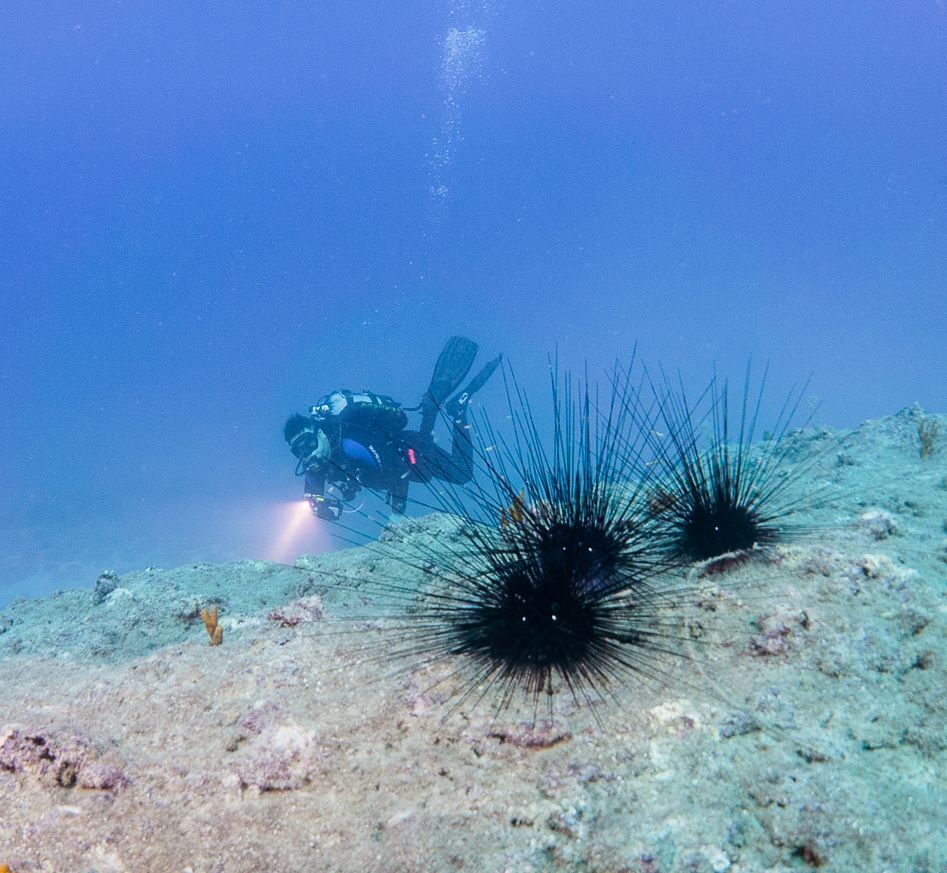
left=358, top=362, right=687, bottom=717
left=643, top=366, right=821, bottom=567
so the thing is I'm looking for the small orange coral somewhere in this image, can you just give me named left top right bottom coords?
left=201, top=606, right=223, bottom=646
left=499, top=491, right=527, bottom=528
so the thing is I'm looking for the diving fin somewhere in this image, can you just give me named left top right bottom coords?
left=444, top=354, right=503, bottom=420
left=420, top=336, right=479, bottom=434
left=426, top=336, right=479, bottom=405
left=459, top=353, right=502, bottom=399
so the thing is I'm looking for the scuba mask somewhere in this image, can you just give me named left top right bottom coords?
left=286, top=415, right=331, bottom=470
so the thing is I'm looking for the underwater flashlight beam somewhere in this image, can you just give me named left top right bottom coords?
left=269, top=500, right=317, bottom=564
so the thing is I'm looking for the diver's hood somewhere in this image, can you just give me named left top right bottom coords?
left=310, top=428, right=331, bottom=465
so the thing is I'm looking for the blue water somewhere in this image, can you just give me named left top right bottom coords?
left=2, top=2, right=945, bottom=605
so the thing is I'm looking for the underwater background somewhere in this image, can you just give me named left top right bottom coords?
left=2, top=2, right=945, bottom=605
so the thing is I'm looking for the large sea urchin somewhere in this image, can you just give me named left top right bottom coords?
left=348, top=362, right=694, bottom=717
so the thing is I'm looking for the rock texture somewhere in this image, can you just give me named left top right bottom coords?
left=0, top=409, right=943, bottom=872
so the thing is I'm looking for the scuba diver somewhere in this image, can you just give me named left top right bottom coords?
left=284, top=336, right=502, bottom=521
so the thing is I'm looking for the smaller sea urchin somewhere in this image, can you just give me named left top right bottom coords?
left=643, top=366, right=822, bottom=567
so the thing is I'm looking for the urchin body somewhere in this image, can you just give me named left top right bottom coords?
left=646, top=370, right=817, bottom=566
left=669, top=452, right=780, bottom=562
left=443, top=506, right=652, bottom=700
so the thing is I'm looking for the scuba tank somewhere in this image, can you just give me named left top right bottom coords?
left=310, top=389, right=408, bottom=433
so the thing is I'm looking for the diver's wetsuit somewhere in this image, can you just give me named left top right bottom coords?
left=287, top=336, right=500, bottom=519
left=303, top=402, right=473, bottom=515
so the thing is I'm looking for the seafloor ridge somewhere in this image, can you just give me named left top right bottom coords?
left=0, top=407, right=944, bottom=872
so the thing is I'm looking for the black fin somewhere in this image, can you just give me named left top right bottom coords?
left=420, top=337, right=479, bottom=434
left=426, top=336, right=479, bottom=404
left=459, top=353, right=502, bottom=399
left=444, top=354, right=503, bottom=420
